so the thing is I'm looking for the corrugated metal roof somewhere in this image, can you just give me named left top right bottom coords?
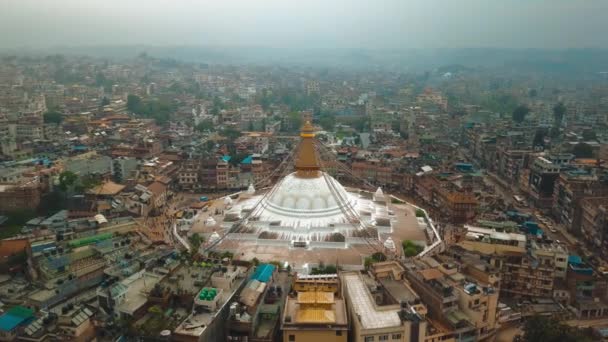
left=0, top=306, right=34, bottom=332
left=251, top=264, right=275, bottom=283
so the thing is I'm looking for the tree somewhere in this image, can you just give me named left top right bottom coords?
left=553, top=102, right=567, bottom=128
left=572, top=143, right=593, bottom=158
left=522, top=315, right=593, bottom=342
left=127, top=94, right=143, bottom=113
left=188, top=233, right=203, bottom=252
left=43, top=110, right=63, bottom=124
left=582, top=129, right=597, bottom=141
left=511, top=105, right=530, bottom=124
left=195, top=120, right=215, bottom=132
left=286, top=111, right=303, bottom=132
left=220, top=127, right=241, bottom=141
left=100, top=97, right=110, bottom=107
left=402, top=240, right=424, bottom=257
left=126, top=94, right=175, bottom=125
left=58, top=171, right=78, bottom=192
left=533, top=129, right=546, bottom=147
left=78, top=174, right=102, bottom=192
left=319, top=114, right=336, bottom=131
left=352, top=116, right=370, bottom=132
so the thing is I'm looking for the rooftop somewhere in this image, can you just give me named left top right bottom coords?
left=0, top=306, right=34, bottom=332
left=343, top=272, right=402, bottom=329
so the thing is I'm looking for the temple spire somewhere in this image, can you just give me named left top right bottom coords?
left=295, top=121, right=320, bottom=177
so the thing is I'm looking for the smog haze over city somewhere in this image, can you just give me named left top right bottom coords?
left=0, top=1, right=607, bottom=342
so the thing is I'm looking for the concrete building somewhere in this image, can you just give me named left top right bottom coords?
left=580, top=197, right=608, bottom=255
left=342, top=271, right=426, bottom=342
left=552, top=169, right=608, bottom=234
left=281, top=291, right=348, bottom=342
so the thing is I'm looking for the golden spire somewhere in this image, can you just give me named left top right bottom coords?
left=295, top=121, right=320, bottom=177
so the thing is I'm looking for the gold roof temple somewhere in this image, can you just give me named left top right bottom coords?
left=295, top=121, right=321, bottom=177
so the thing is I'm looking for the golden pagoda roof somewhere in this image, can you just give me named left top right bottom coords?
left=297, top=291, right=335, bottom=304
left=295, top=121, right=320, bottom=176
left=295, top=308, right=336, bottom=323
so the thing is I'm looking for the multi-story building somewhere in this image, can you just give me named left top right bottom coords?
left=433, top=189, right=477, bottom=224
left=579, top=197, right=608, bottom=255
left=342, top=271, right=427, bottom=342
left=281, top=286, right=348, bottom=342
left=500, top=241, right=567, bottom=298
left=497, top=149, right=532, bottom=185
left=404, top=256, right=499, bottom=341
left=565, top=256, right=608, bottom=319
left=458, top=225, right=568, bottom=299
left=0, top=177, right=41, bottom=211
left=352, top=160, right=394, bottom=187
left=528, top=156, right=562, bottom=208
left=179, top=160, right=201, bottom=191
left=552, top=169, right=608, bottom=234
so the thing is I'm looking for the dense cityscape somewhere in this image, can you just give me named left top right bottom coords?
left=1, top=2, right=608, bottom=342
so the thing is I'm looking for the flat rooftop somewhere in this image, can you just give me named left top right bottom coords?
left=379, top=278, right=418, bottom=303
left=343, top=273, right=402, bottom=329
left=173, top=273, right=246, bottom=338
left=117, top=272, right=163, bottom=315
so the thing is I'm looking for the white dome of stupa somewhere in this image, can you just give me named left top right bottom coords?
left=247, top=183, right=256, bottom=195
left=224, top=196, right=233, bottom=206
left=256, top=171, right=358, bottom=228
left=208, top=231, right=220, bottom=243
left=383, top=237, right=396, bottom=250
left=205, top=216, right=217, bottom=226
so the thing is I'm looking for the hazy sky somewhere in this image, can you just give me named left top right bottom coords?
left=1, top=0, right=607, bottom=49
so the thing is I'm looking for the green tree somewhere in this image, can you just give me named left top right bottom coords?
left=582, top=129, right=597, bottom=141
left=553, top=102, right=567, bottom=128
left=195, top=120, right=215, bottom=132
left=58, top=171, right=78, bottom=192
left=533, top=129, right=546, bottom=147
left=100, top=97, right=110, bottom=107
left=127, top=94, right=143, bottom=113
left=352, top=116, right=370, bottom=132
left=78, top=174, right=102, bottom=192
left=220, top=127, right=242, bottom=141
left=286, top=111, right=303, bottom=132
left=43, top=110, right=63, bottom=124
left=319, top=114, right=336, bottom=131
left=188, top=233, right=203, bottom=252
left=402, top=240, right=424, bottom=257
left=572, top=143, right=594, bottom=158
left=512, top=105, right=530, bottom=124
left=126, top=94, right=175, bottom=125
left=522, top=315, right=593, bottom=342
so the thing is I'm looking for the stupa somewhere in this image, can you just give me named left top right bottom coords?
left=226, top=121, right=394, bottom=245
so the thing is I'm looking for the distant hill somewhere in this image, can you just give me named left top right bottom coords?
left=3, top=46, right=608, bottom=75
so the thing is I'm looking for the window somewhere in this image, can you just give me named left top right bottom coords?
left=392, top=334, right=402, bottom=340
left=379, top=335, right=389, bottom=341
left=365, top=337, right=375, bottom=342
left=289, top=335, right=295, bottom=342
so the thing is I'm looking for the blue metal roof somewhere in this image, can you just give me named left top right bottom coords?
left=221, top=155, right=231, bottom=162
left=0, top=307, right=34, bottom=332
left=568, top=255, right=582, bottom=264
left=251, top=263, right=275, bottom=283
left=241, top=155, right=253, bottom=164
